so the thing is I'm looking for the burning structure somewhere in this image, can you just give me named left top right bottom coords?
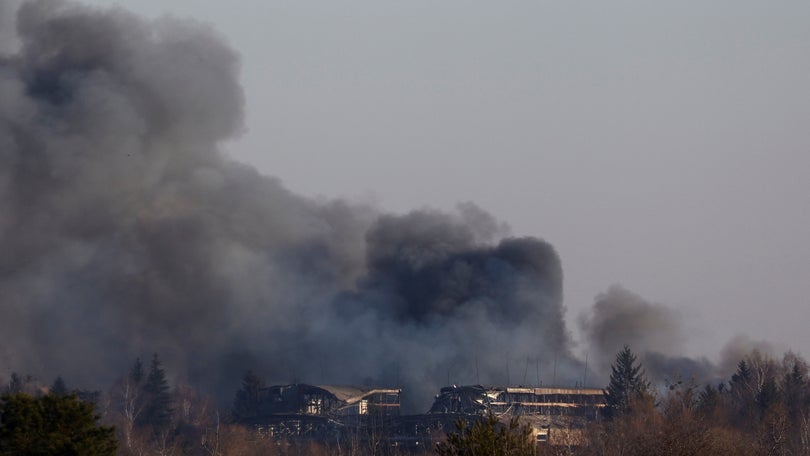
left=256, top=384, right=401, bottom=419
left=428, top=385, right=604, bottom=419
left=244, top=384, right=401, bottom=439
left=244, top=382, right=604, bottom=447
left=427, top=385, right=605, bottom=444
left=0, top=0, right=587, bottom=413
left=2, top=0, right=753, bottom=418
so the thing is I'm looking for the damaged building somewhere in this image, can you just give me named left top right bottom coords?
left=428, top=385, right=604, bottom=418
left=426, top=385, right=605, bottom=444
left=244, top=383, right=604, bottom=448
left=257, top=384, right=401, bottom=418
left=248, top=384, right=401, bottom=439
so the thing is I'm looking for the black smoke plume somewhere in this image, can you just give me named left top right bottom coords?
left=580, top=285, right=777, bottom=387
left=0, top=0, right=580, bottom=411
left=579, top=285, right=722, bottom=385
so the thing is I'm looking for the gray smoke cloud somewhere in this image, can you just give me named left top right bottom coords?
left=579, top=285, right=718, bottom=385
left=0, top=0, right=581, bottom=412
left=320, top=212, right=579, bottom=409
left=0, top=1, right=20, bottom=55
left=580, top=285, right=777, bottom=387
left=717, top=335, right=778, bottom=376
left=580, top=285, right=685, bottom=366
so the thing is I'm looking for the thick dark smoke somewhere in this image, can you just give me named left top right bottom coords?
left=580, top=285, right=684, bottom=365
left=0, top=0, right=580, bottom=412
left=322, top=211, right=579, bottom=409
left=580, top=285, right=777, bottom=387
left=580, top=285, right=720, bottom=384
left=0, top=1, right=20, bottom=54
left=580, top=285, right=703, bottom=383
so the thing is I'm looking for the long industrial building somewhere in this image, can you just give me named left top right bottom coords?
left=429, top=385, right=604, bottom=418
left=427, top=385, right=605, bottom=444
left=245, top=383, right=604, bottom=446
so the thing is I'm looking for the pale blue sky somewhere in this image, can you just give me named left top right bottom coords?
left=78, top=0, right=810, bottom=358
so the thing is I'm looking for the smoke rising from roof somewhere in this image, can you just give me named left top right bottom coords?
left=0, top=0, right=582, bottom=411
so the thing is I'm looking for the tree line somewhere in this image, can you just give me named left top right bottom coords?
left=1, top=355, right=414, bottom=455
left=4, top=346, right=810, bottom=455
left=538, top=346, right=810, bottom=456
left=430, top=345, right=810, bottom=456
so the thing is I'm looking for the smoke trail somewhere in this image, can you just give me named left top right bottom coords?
left=0, top=0, right=355, bottom=392
left=718, top=335, right=778, bottom=375
left=578, top=285, right=713, bottom=383
left=579, top=285, right=686, bottom=375
left=0, top=0, right=579, bottom=411
left=579, top=285, right=778, bottom=386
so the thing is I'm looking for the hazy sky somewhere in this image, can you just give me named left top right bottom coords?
left=79, top=0, right=810, bottom=359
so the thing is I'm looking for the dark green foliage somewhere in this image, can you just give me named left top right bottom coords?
left=5, top=373, right=31, bottom=395
left=728, top=359, right=757, bottom=424
left=729, top=359, right=752, bottom=396
left=604, top=345, right=651, bottom=419
left=782, top=357, right=808, bottom=424
left=0, top=392, right=117, bottom=455
left=756, top=375, right=780, bottom=414
left=582, top=350, right=810, bottom=455
left=6, top=374, right=22, bottom=395
left=50, top=377, right=68, bottom=396
left=121, top=357, right=146, bottom=426
left=784, top=362, right=806, bottom=396
left=729, top=360, right=752, bottom=392
left=76, top=390, right=101, bottom=405
left=435, top=412, right=536, bottom=456
left=129, top=357, right=144, bottom=385
left=138, top=353, right=173, bottom=430
left=696, top=383, right=723, bottom=420
left=232, top=370, right=266, bottom=422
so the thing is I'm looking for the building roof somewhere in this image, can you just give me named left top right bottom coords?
left=317, top=385, right=401, bottom=404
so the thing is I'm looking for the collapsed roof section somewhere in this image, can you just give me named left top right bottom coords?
left=243, top=383, right=605, bottom=445
left=257, top=384, right=401, bottom=419
left=428, top=385, right=604, bottom=419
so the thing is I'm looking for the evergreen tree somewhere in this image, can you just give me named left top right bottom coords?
left=121, top=357, right=146, bottom=422
left=232, top=370, right=266, bottom=422
left=730, top=360, right=753, bottom=394
left=696, top=383, right=723, bottom=420
left=129, top=357, right=144, bottom=385
left=138, top=353, right=173, bottom=430
left=50, top=376, right=68, bottom=396
left=5, top=372, right=31, bottom=395
left=0, top=392, right=117, bottom=455
left=729, top=359, right=757, bottom=425
left=783, top=361, right=808, bottom=424
left=756, top=375, right=780, bottom=415
left=604, top=345, right=651, bottom=419
left=436, top=412, right=535, bottom=456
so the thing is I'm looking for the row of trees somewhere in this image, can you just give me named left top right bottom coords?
left=436, top=413, right=536, bottom=456
left=114, top=354, right=176, bottom=454
left=436, top=346, right=810, bottom=456
left=6, top=347, right=810, bottom=455
left=0, top=392, right=117, bottom=455
left=0, top=354, right=182, bottom=456
left=3, top=358, right=382, bottom=455
left=554, top=346, right=810, bottom=456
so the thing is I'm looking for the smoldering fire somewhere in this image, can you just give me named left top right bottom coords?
left=0, top=0, right=758, bottom=413
left=0, top=0, right=584, bottom=412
